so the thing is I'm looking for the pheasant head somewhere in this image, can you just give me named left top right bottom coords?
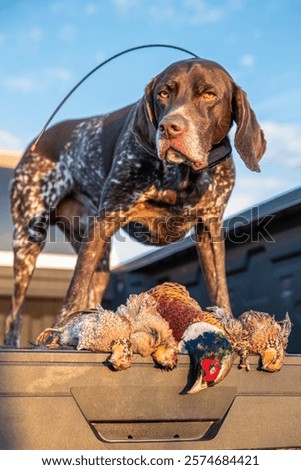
left=178, top=321, right=233, bottom=393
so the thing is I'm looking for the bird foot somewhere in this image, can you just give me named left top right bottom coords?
left=36, top=328, right=60, bottom=346
left=45, top=337, right=61, bottom=349
left=238, top=361, right=250, bottom=372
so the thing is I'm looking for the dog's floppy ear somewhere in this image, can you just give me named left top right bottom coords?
left=132, top=79, right=158, bottom=156
left=233, top=86, right=266, bottom=172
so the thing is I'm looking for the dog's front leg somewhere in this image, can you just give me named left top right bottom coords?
left=88, top=243, right=111, bottom=307
left=194, top=216, right=231, bottom=313
left=55, top=213, right=121, bottom=326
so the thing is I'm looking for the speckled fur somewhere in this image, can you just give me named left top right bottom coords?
left=5, top=58, right=266, bottom=346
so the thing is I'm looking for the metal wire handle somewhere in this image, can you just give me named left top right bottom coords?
left=31, top=44, right=199, bottom=151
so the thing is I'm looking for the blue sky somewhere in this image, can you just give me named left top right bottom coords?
left=1, top=0, right=301, bottom=265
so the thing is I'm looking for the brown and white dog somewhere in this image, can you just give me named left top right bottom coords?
left=5, top=58, right=266, bottom=346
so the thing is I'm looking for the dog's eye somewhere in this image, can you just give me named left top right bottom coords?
left=201, top=91, right=216, bottom=100
left=157, top=90, right=169, bottom=99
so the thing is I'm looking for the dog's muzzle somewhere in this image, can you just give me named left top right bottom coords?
left=157, top=115, right=207, bottom=170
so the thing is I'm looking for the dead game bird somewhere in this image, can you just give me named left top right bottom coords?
left=36, top=308, right=133, bottom=370
left=116, top=292, right=178, bottom=370
left=238, top=310, right=292, bottom=372
left=147, top=282, right=234, bottom=393
left=36, top=292, right=178, bottom=371
left=205, top=306, right=292, bottom=372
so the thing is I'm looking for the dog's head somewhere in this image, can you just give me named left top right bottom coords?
left=133, top=58, right=266, bottom=172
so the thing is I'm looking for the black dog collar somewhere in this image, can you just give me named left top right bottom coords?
left=208, top=138, right=232, bottom=169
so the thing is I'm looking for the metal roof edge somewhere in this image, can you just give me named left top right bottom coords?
left=0, top=149, right=22, bottom=169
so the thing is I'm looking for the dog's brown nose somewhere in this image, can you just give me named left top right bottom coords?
left=159, top=116, right=185, bottom=138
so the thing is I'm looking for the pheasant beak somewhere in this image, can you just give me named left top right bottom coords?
left=187, top=374, right=207, bottom=394
left=187, top=358, right=221, bottom=394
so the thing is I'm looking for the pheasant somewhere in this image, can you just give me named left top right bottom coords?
left=36, top=292, right=178, bottom=371
left=146, top=282, right=234, bottom=393
left=237, top=310, right=292, bottom=372
left=207, top=306, right=292, bottom=372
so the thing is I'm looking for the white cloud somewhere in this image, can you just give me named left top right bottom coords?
left=225, top=119, right=301, bottom=216
left=16, top=27, right=43, bottom=51
left=59, top=24, right=76, bottom=42
left=50, top=0, right=98, bottom=17
left=3, top=67, right=72, bottom=93
left=27, top=27, right=43, bottom=43
left=240, top=54, right=255, bottom=67
left=226, top=174, right=285, bottom=216
left=262, top=121, right=301, bottom=168
left=183, top=0, right=223, bottom=23
left=256, top=88, right=301, bottom=122
left=3, top=76, right=34, bottom=92
left=112, top=0, right=139, bottom=12
left=112, top=0, right=226, bottom=24
left=0, top=130, right=23, bottom=151
left=84, top=2, right=99, bottom=15
left=44, top=67, right=72, bottom=82
left=50, top=1, right=76, bottom=16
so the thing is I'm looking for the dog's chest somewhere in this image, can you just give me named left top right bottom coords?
left=124, top=167, right=214, bottom=246
left=145, top=165, right=212, bottom=213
